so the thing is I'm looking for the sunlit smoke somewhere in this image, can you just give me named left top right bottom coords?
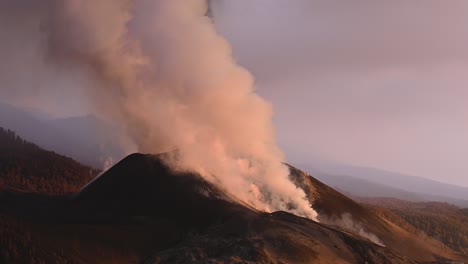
left=0, top=0, right=318, bottom=220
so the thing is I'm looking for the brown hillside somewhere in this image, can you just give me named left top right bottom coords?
left=0, top=127, right=100, bottom=194
left=357, top=197, right=468, bottom=256
left=288, top=165, right=467, bottom=263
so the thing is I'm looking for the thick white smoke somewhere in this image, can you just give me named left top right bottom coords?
left=0, top=0, right=318, bottom=220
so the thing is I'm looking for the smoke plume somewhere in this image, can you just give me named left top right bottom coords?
left=0, top=0, right=317, bottom=220
left=322, top=213, right=385, bottom=246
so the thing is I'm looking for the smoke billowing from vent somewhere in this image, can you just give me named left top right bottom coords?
left=0, top=0, right=317, bottom=220
left=322, top=213, right=385, bottom=247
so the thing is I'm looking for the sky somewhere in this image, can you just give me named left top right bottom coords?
left=0, top=1, right=467, bottom=187
left=211, top=1, right=468, bottom=187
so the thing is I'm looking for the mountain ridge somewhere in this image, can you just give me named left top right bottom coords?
left=299, top=163, right=468, bottom=207
left=0, top=102, right=126, bottom=169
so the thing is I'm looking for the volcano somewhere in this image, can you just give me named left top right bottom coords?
left=72, top=153, right=398, bottom=263
left=67, top=153, right=464, bottom=263
left=1, top=152, right=466, bottom=263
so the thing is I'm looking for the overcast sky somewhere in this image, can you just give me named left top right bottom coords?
left=212, top=0, right=468, bottom=187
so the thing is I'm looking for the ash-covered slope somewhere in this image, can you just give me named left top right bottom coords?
left=75, top=153, right=250, bottom=227
left=75, top=153, right=408, bottom=263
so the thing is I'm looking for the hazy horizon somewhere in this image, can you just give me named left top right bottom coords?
left=2, top=99, right=467, bottom=189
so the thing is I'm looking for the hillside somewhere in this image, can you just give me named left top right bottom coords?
left=357, top=197, right=468, bottom=255
left=289, top=166, right=468, bottom=263
left=0, top=127, right=100, bottom=194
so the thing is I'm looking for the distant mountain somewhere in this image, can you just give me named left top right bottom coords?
left=0, top=101, right=128, bottom=168
left=298, top=162, right=468, bottom=207
left=1, top=152, right=466, bottom=263
left=0, top=127, right=99, bottom=194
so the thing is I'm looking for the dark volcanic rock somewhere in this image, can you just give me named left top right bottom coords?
left=75, top=153, right=250, bottom=227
